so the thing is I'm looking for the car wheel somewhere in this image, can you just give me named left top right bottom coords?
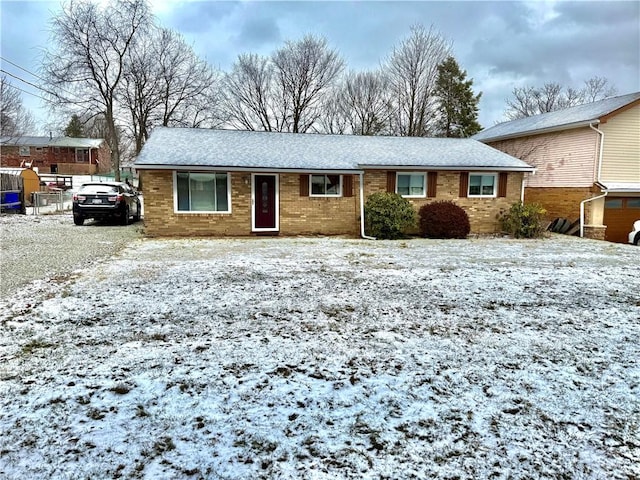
left=133, top=201, right=141, bottom=222
left=121, top=206, right=130, bottom=226
left=634, top=232, right=640, bottom=246
left=73, top=214, right=84, bottom=226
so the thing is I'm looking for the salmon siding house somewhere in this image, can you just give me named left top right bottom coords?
left=134, top=127, right=534, bottom=237
left=474, top=92, right=640, bottom=243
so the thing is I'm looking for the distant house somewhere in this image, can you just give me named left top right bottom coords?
left=474, top=92, right=640, bottom=243
left=0, top=136, right=111, bottom=175
left=134, top=127, right=533, bottom=238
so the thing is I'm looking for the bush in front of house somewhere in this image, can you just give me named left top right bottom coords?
left=500, top=201, right=547, bottom=238
left=364, top=192, right=417, bottom=239
left=418, top=201, right=470, bottom=239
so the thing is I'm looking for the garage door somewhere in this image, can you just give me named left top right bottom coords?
left=604, top=197, right=640, bottom=243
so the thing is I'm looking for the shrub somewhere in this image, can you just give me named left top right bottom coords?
left=418, top=201, right=470, bottom=239
left=500, top=201, right=547, bottom=238
left=364, top=192, right=417, bottom=239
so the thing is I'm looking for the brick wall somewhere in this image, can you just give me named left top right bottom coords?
left=141, top=170, right=361, bottom=237
left=524, top=186, right=598, bottom=221
left=363, top=170, right=524, bottom=234
left=1, top=143, right=111, bottom=174
left=142, top=169, right=526, bottom=237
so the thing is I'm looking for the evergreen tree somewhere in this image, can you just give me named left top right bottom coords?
left=434, top=56, right=482, bottom=137
left=64, top=114, right=85, bottom=137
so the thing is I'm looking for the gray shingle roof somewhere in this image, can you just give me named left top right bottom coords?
left=134, top=128, right=533, bottom=171
left=473, top=92, right=640, bottom=142
left=0, top=136, right=105, bottom=148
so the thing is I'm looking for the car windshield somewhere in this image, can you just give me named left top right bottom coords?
left=80, top=184, right=119, bottom=194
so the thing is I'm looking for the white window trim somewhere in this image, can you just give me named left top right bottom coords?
left=396, top=172, right=427, bottom=198
left=251, top=173, right=280, bottom=232
left=468, top=172, right=498, bottom=198
left=309, top=174, right=343, bottom=197
left=75, top=147, right=89, bottom=163
left=173, top=171, right=232, bottom=214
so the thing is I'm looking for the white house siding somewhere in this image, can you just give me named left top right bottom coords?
left=600, top=104, right=640, bottom=183
left=488, top=127, right=598, bottom=188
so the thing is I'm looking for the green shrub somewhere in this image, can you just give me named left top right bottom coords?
left=500, top=201, right=547, bottom=238
left=418, top=201, right=470, bottom=239
left=364, top=192, right=417, bottom=239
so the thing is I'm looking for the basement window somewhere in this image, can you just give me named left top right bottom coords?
left=174, top=172, right=230, bottom=213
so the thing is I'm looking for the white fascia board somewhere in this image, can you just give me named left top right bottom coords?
left=359, top=165, right=535, bottom=172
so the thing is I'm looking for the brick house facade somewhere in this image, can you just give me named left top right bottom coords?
left=0, top=136, right=111, bottom=175
left=135, top=128, right=534, bottom=238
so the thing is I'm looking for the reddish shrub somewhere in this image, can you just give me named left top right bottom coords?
left=419, top=201, right=470, bottom=239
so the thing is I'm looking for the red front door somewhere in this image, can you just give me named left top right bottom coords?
left=254, top=175, right=277, bottom=230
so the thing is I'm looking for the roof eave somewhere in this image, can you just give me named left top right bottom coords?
left=359, top=164, right=535, bottom=172
left=134, top=164, right=363, bottom=174
left=477, top=119, right=599, bottom=143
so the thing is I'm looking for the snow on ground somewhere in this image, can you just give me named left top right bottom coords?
left=0, top=235, right=638, bottom=479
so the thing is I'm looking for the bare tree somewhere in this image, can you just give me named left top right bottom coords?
left=272, top=35, right=344, bottom=133
left=504, top=77, right=618, bottom=120
left=0, top=75, right=35, bottom=137
left=582, top=76, right=617, bottom=103
left=384, top=24, right=451, bottom=137
left=222, top=53, right=281, bottom=131
left=340, top=70, right=393, bottom=136
left=124, top=27, right=222, bottom=155
left=42, top=0, right=151, bottom=180
left=316, top=87, right=348, bottom=134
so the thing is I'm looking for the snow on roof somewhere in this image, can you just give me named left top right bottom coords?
left=48, top=137, right=104, bottom=148
left=0, top=136, right=51, bottom=147
left=0, top=136, right=104, bottom=148
left=473, top=91, right=640, bottom=142
left=134, top=127, right=534, bottom=171
left=598, top=182, right=640, bottom=193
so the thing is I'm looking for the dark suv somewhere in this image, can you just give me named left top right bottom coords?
left=72, top=182, right=141, bottom=226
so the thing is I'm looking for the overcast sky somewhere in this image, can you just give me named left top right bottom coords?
left=1, top=0, right=639, bottom=134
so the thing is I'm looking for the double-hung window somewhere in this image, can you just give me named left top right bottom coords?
left=175, top=172, right=230, bottom=213
left=468, top=173, right=497, bottom=197
left=310, top=174, right=342, bottom=197
left=396, top=173, right=426, bottom=197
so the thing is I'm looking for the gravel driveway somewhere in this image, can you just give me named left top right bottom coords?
left=0, top=213, right=142, bottom=299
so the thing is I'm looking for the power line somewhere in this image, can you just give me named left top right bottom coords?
left=2, top=80, right=49, bottom=102
left=0, top=68, right=84, bottom=106
left=0, top=56, right=79, bottom=100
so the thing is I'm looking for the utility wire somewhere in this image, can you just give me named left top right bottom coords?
left=0, top=56, right=79, bottom=100
left=3, top=80, right=49, bottom=102
left=1, top=68, right=84, bottom=106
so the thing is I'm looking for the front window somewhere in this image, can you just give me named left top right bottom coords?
left=19, top=146, right=30, bottom=156
left=469, top=174, right=497, bottom=197
left=397, top=173, right=426, bottom=197
left=175, top=172, right=230, bottom=213
left=310, top=174, right=342, bottom=197
left=76, top=148, right=89, bottom=163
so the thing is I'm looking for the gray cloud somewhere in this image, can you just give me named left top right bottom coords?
left=2, top=0, right=638, bottom=131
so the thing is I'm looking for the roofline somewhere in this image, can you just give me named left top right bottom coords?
left=134, top=164, right=363, bottom=174
left=135, top=164, right=535, bottom=173
left=477, top=120, right=598, bottom=143
left=599, top=98, right=640, bottom=123
left=596, top=182, right=640, bottom=194
left=359, top=165, right=535, bottom=172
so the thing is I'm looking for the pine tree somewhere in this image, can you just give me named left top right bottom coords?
left=434, top=56, right=482, bottom=138
left=64, top=114, right=85, bottom=137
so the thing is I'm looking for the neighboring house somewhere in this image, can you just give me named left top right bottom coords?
left=0, top=136, right=111, bottom=175
left=134, top=127, right=533, bottom=238
left=474, top=92, right=640, bottom=243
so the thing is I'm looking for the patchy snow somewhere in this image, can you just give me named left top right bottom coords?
left=0, top=235, right=638, bottom=479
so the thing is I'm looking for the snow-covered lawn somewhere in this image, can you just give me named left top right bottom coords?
left=0, top=236, right=638, bottom=479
